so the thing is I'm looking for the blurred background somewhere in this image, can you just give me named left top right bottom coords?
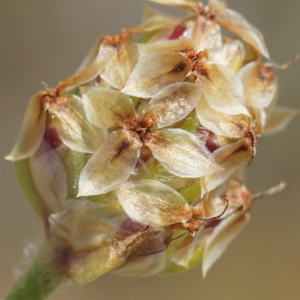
left=0, top=0, right=299, bottom=299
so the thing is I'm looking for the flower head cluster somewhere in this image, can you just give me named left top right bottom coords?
left=7, top=0, right=297, bottom=285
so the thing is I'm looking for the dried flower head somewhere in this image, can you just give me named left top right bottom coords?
left=5, top=0, right=297, bottom=297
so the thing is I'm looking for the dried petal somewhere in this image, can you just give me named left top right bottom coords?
left=124, top=7, right=180, bottom=34
left=116, top=179, right=192, bottom=226
left=77, top=37, right=103, bottom=71
left=263, top=107, right=299, bottom=134
left=101, top=38, right=139, bottom=89
left=209, top=0, right=269, bottom=58
left=202, top=207, right=250, bottom=277
left=149, top=0, right=199, bottom=11
left=6, top=92, right=46, bottom=161
left=238, top=61, right=277, bottom=108
left=143, top=128, right=222, bottom=177
left=142, top=82, right=203, bottom=129
left=122, top=52, right=192, bottom=98
left=196, top=62, right=248, bottom=115
left=78, top=129, right=142, bottom=196
left=65, top=225, right=149, bottom=284
left=49, top=95, right=106, bottom=153
left=196, top=94, right=250, bottom=138
left=58, top=58, right=108, bottom=90
left=200, top=165, right=237, bottom=196
left=208, top=39, right=245, bottom=72
left=137, top=39, right=195, bottom=56
left=191, top=15, right=222, bottom=52
left=81, top=87, right=138, bottom=129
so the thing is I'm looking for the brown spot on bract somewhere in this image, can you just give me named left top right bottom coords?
left=114, top=139, right=132, bottom=159
left=171, top=61, right=188, bottom=73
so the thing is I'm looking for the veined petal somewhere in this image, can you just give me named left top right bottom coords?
left=143, top=128, right=222, bottom=177
left=196, top=94, right=250, bottom=138
left=238, top=61, right=277, bottom=108
left=116, top=179, right=192, bottom=226
left=58, top=58, right=108, bottom=90
left=81, top=87, right=138, bottom=129
left=49, top=94, right=106, bottom=153
left=101, top=38, right=139, bottom=89
left=196, top=62, right=248, bottom=115
left=137, top=39, right=195, bottom=56
left=149, top=0, right=199, bottom=11
left=49, top=199, right=123, bottom=252
left=6, top=92, right=46, bottom=161
left=29, top=141, right=67, bottom=215
left=78, top=129, right=142, bottom=196
left=122, top=52, right=192, bottom=98
left=142, top=82, right=203, bottom=129
left=263, top=107, right=299, bottom=135
left=209, top=0, right=269, bottom=58
left=191, top=15, right=222, bottom=52
left=202, top=207, right=250, bottom=277
left=64, top=224, right=149, bottom=284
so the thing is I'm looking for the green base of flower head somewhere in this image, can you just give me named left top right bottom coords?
left=5, top=239, right=66, bottom=300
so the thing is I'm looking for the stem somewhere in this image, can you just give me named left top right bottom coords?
left=5, top=239, right=67, bottom=300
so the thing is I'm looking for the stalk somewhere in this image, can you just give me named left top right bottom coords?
left=5, top=239, right=66, bottom=300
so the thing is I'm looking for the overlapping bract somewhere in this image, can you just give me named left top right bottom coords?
left=7, top=0, right=297, bottom=284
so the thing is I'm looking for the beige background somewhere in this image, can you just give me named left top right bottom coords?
left=1, top=1, right=299, bottom=299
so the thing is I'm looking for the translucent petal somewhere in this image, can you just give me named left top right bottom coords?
left=142, top=82, right=203, bottom=129
left=76, top=36, right=103, bottom=71
left=101, top=39, right=139, bottom=89
left=202, top=208, right=250, bottom=277
left=238, top=61, right=277, bottom=108
left=200, top=165, right=237, bottom=196
left=196, top=62, right=248, bottom=115
left=58, top=57, right=108, bottom=90
left=29, top=141, right=67, bottom=215
left=263, top=107, right=299, bottom=135
left=191, top=15, right=222, bottom=52
left=208, top=39, right=245, bottom=72
left=122, top=52, right=192, bottom=98
left=49, top=199, right=123, bottom=252
left=209, top=0, right=269, bottom=58
left=137, top=39, right=195, bottom=56
left=81, top=87, right=138, bottom=129
left=144, top=128, right=222, bottom=177
left=49, top=94, right=106, bottom=153
left=6, top=92, right=46, bottom=161
left=124, top=8, right=180, bottom=34
left=78, top=129, right=142, bottom=196
left=116, top=179, right=192, bottom=226
left=196, top=94, right=250, bottom=138
left=149, top=0, right=199, bottom=11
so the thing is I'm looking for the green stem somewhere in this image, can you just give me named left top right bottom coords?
left=5, top=239, right=67, bottom=300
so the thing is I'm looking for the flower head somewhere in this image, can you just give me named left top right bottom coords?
left=6, top=0, right=297, bottom=289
